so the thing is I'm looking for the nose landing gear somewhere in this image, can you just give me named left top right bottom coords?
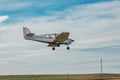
left=67, top=46, right=70, bottom=50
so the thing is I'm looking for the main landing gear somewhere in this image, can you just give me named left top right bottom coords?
left=67, top=46, right=70, bottom=50
left=52, top=45, right=70, bottom=50
left=52, top=47, right=55, bottom=50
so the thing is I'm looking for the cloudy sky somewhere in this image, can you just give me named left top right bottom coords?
left=0, top=0, right=120, bottom=75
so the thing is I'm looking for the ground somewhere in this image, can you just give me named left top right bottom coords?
left=0, top=74, right=120, bottom=80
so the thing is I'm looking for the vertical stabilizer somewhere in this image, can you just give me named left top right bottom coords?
left=23, top=27, right=34, bottom=39
left=23, top=27, right=31, bottom=34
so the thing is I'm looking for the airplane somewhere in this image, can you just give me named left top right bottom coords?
left=23, top=27, right=74, bottom=50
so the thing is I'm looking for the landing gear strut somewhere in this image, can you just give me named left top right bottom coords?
left=67, top=45, right=70, bottom=50
left=52, top=47, right=55, bottom=50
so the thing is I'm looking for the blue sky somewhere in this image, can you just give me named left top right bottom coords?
left=0, top=0, right=120, bottom=75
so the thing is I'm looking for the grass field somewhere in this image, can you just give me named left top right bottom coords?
left=0, top=74, right=120, bottom=80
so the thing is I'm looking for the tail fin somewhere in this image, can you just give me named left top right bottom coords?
left=23, top=27, right=34, bottom=39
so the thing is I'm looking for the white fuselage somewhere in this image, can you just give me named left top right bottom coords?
left=25, top=34, right=73, bottom=44
left=33, top=35, right=55, bottom=43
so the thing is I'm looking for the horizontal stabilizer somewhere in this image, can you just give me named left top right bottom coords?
left=23, top=27, right=34, bottom=39
left=26, top=33, right=34, bottom=37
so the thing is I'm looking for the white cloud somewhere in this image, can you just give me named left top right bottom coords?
left=0, top=0, right=62, bottom=11
left=1, top=0, right=120, bottom=57
left=0, top=51, right=7, bottom=55
left=0, top=27, right=7, bottom=32
left=16, top=0, right=120, bottom=49
left=0, top=15, right=9, bottom=23
left=0, top=1, right=31, bottom=10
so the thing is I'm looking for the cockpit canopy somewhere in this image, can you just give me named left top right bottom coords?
left=45, top=34, right=59, bottom=38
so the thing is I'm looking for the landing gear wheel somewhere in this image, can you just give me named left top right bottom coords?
left=67, top=47, right=70, bottom=50
left=52, top=47, right=55, bottom=50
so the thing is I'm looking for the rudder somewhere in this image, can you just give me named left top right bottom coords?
left=23, top=27, right=34, bottom=39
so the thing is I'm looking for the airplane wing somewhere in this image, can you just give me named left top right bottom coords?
left=47, top=32, right=69, bottom=47
left=53, top=32, right=69, bottom=43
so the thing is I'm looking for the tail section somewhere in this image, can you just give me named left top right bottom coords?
left=23, top=27, right=34, bottom=39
